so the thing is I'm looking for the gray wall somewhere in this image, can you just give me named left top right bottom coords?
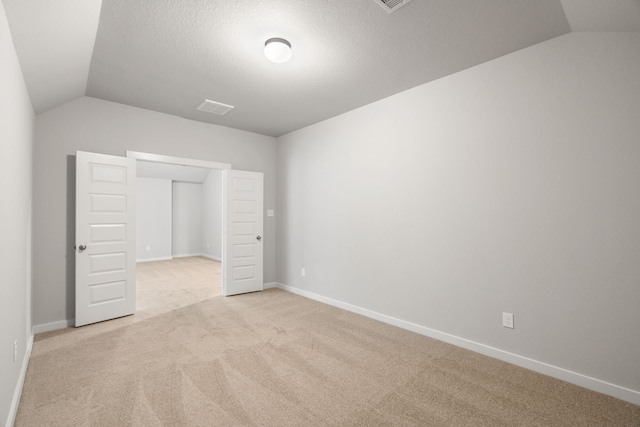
left=172, top=181, right=203, bottom=257
left=202, top=170, right=223, bottom=260
left=136, top=177, right=172, bottom=261
left=136, top=175, right=223, bottom=261
left=276, top=33, right=640, bottom=394
left=0, top=2, right=34, bottom=424
left=33, top=96, right=277, bottom=327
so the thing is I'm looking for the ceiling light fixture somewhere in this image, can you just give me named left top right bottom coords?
left=264, top=38, right=292, bottom=63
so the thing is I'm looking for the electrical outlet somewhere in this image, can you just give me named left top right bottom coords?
left=503, top=312, right=514, bottom=329
left=301, top=268, right=306, bottom=277
left=13, top=340, right=18, bottom=363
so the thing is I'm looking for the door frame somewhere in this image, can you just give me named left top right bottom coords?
left=126, top=151, right=231, bottom=292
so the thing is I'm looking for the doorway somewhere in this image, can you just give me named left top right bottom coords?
left=75, top=150, right=264, bottom=326
left=128, top=151, right=230, bottom=312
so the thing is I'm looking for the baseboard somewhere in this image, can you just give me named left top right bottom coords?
left=275, top=283, right=640, bottom=406
left=172, top=253, right=202, bottom=258
left=201, top=254, right=222, bottom=262
left=136, top=256, right=173, bottom=263
left=263, top=282, right=277, bottom=289
left=6, top=334, right=33, bottom=427
left=32, top=319, right=74, bottom=335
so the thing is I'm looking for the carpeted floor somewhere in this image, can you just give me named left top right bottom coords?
left=15, top=258, right=640, bottom=426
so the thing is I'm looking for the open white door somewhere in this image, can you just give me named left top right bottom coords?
left=223, top=170, right=264, bottom=296
left=75, top=151, right=136, bottom=327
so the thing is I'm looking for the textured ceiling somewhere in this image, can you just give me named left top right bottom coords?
left=85, top=0, right=570, bottom=137
left=560, top=0, right=640, bottom=32
left=4, top=0, right=639, bottom=137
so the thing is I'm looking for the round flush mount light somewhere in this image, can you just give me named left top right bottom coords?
left=264, top=38, right=292, bottom=63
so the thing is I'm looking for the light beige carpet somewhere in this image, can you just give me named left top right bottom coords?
left=16, top=258, right=640, bottom=426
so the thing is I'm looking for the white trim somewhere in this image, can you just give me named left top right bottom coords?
left=221, top=170, right=228, bottom=293
left=32, top=319, right=74, bottom=334
left=136, top=256, right=173, bottom=263
left=275, top=283, right=640, bottom=406
left=263, top=282, right=277, bottom=289
left=6, top=334, right=34, bottom=427
left=201, top=254, right=222, bottom=262
left=172, top=253, right=202, bottom=258
left=126, top=151, right=231, bottom=170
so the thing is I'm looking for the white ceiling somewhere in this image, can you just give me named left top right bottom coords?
left=4, top=0, right=639, bottom=137
left=2, top=0, right=101, bottom=113
left=560, top=0, right=640, bottom=32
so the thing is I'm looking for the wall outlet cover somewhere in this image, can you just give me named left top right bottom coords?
left=503, top=312, right=514, bottom=329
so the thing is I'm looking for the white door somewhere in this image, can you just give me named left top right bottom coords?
left=75, top=151, right=136, bottom=327
left=223, top=170, right=264, bottom=296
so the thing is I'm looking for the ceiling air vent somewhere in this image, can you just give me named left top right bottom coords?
left=374, top=0, right=413, bottom=13
left=196, top=99, right=234, bottom=116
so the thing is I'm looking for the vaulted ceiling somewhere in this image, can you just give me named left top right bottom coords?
left=4, top=0, right=640, bottom=137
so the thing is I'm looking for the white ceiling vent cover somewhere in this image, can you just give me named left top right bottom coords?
left=196, top=99, right=235, bottom=115
left=374, top=0, right=413, bottom=13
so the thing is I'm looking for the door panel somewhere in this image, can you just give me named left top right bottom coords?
left=223, top=170, right=264, bottom=296
left=76, top=151, right=136, bottom=327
